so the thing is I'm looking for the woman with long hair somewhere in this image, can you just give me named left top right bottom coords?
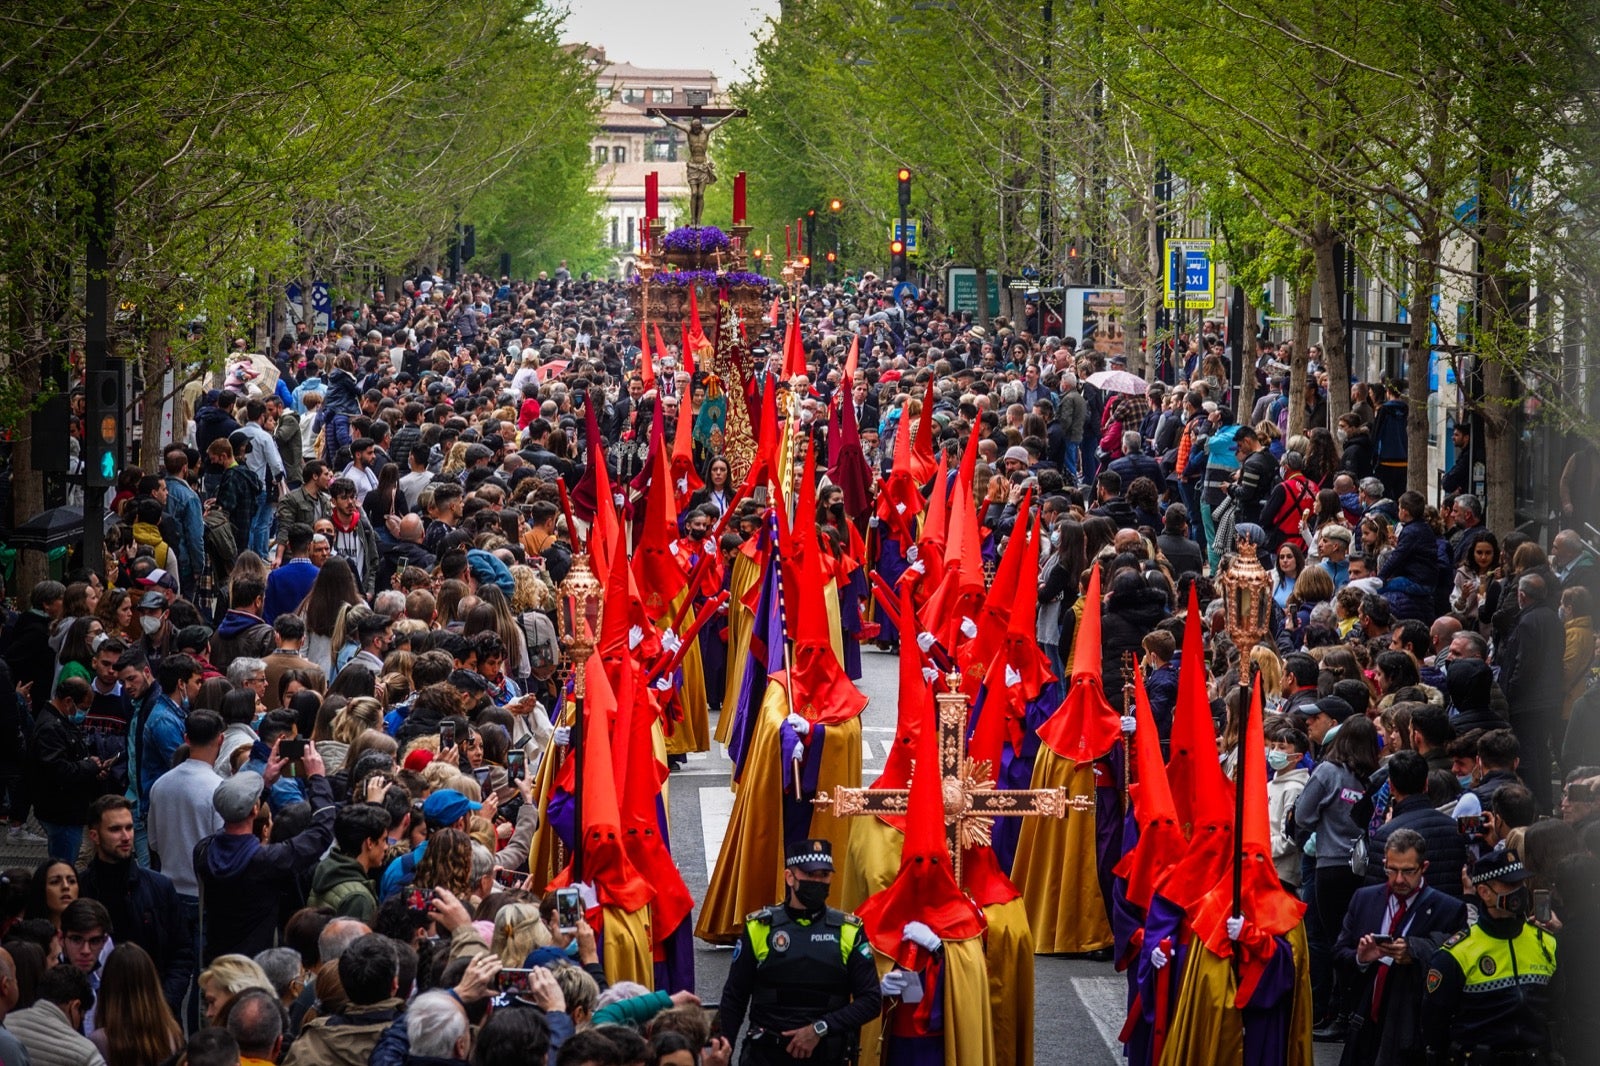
left=54, top=616, right=105, bottom=687
left=690, top=457, right=734, bottom=516
left=434, top=580, right=471, bottom=629
left=1285, top=565, right=1334, bottom=638
left=1359, top=513, right=1394, bottom=571
left=363, top=464, right=407, bottom=526
left=327, top=665, right=376, bottom=702
left=23, top=860, right=76, bottom=931
left=1300, top=489, right=1346, bottom=560
left=1303, top=428, right=1341, bottom=487
left=472, top=586, right=531, bottom=683
left=94, top=588, right=138, bottom=645
left=1272, top=543, right=1305, bottom=612
left=299, top=558, right=362, bottom=676
left=413, top=828, right=475, bottom=900
left=1452, top=532, right=1499, bottom=626
left=90, top=944, right=183, bottom=1066
left=1038, top=519, right=1089, bottom=682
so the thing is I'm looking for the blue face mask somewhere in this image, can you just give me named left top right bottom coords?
left=562, top=939, right=581, bottom=958
left=1457, top=774, right=1474, bottom=789
left=70, top=710, right=87, bottom=725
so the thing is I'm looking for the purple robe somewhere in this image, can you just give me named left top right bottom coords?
left=874, top=535, right=911, bottom=645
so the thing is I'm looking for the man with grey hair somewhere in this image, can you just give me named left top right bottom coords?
left=226, top=656, right=269, bottom=692
left=1500, top=572, right=1564, bottom=811
left=1056, top=374, right=1087, bottom=484
left=1358, top=477, right=1396, bottom=522
left=1448, top=493, right=1494, bottom=568
left=1109, top=430, right=1163, bottom=490
left=254, top=946, right=305, bottom=1009
left=226, top=988, right=285, bottom=1063
left=405, top=991, right=469, bottom=1063
left=317, top=918, right=371, bottom=965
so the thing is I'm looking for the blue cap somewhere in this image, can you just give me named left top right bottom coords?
left=465, top=549, right=515, bottom=599
left=421, top=788, right=481, bottom=828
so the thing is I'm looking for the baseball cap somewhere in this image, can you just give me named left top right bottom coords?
left=1312, top=696, right=1355, bottom=723
left=214, top=771, right=265, bottom=822
left=422, top=788, right=481, bottom=828
left=137, top=590, right=168, bottom=610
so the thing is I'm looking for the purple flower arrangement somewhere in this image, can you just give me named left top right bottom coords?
left=660, top=226, right=733, bottom=254
left=632, top=269, right=771, bottom=289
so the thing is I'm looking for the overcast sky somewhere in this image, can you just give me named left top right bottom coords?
left=559, top=0, right=782, bottom=84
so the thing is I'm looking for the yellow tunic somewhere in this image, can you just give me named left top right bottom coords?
left=716, top=552, right=761, bottom=745
left=1158, top=922, right=1313, bottom=1066
left=941, top=936, right=997, bottom=1066
left=662, top=592, right=710, bottom=755
left=840, top=815, right=904, bottom=914
left=1010, top=754, right=1113, bottom=954
left=526, top=700, right=574, bottom=889
left=601, top=903, right=654, bottom=989
left=983, top=896, right=1035, bottom=1066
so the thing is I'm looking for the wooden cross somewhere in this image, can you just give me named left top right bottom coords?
left=814, top=671, right=1091, bottom=885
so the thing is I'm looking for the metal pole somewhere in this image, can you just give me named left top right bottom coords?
left=84, top=168, right=113, bottom=579
left=1230, top=661, right=1252, bottom=924
left=571, top=654, right=586, bottom=884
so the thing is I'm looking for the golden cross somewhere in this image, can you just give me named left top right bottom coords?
left=814, top=670, right=1090, bottom=885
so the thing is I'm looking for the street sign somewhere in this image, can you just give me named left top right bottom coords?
left=947, top=268, right=1000, bottom=315
left=1163, top=238, right=1215, bottom=310
left=891, top=220, right=920, bottom=255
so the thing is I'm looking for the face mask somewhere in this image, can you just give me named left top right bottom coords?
left=90, top=633, right=107, bottom=652
left=793, top=880, right=830, bottom=913
left=1457, top=774, right=1475, bottom=789
left=1489, top=886, right=1530, bottom=917
left=829, top=503, right=845, bottom=519
left=562, top=939, right=581, bottom=958
left=140, top=616, right=163, bottom=636
left=1266, top=749, right=1292, bottom=771
left=70, top=710, right=87, bottom=725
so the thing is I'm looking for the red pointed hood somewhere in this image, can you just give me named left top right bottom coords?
left=1113, top=668, right=1187, bottom=911
left=858, top=679, right=986, bottom=964
left=922, top=426, right=984, bottom=649
left=960, top=489, right=1029, bottom=696
left=781, top=311, right=806, bottom=380
left=570, top=400, right=605, bottom=524
left=783, top=439, right=866, bottom=726
left=638, top=321, right=656, bottom=391
left=1036, top=565, right=1124, bottom=762
left=829, top=386, right=874, bottom=524
left=768, top=295, right=780, bottom=329
left=908, top=378, right=938, bottom=483
left=686, top=287, right=709, bottom=353
left=588, top=416, right=620, bottom=576
left=912, top=452, right=950, bottom=588
left=670, top=390, right=703, bottom=505
left=631, top=400, right=687, bottom=618
left=843, top=334, right=860, bottom=381
left=869, top=582, right=928, bottom=831
left=1191, top=676, right=1306, bottom=1002
left=568, top=654, right=655, bottom=912
left=874, top=395, right=922, bottom=541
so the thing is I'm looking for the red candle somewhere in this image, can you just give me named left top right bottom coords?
left=645, top=171, right=659, bottom=219
left=795, top=218, right=803, bottom=253
left=733, top=172, right=747, bottom=224
left=785, top=225, right=792, bottom=259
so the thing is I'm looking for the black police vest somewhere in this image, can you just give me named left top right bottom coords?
left=748, top=906, right=856, bottom=1030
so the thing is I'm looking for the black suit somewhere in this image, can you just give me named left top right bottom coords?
left=1335, top=884, right=1468, bottom=1066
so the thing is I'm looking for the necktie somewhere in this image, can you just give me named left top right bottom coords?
left=1370, top=896, right=1409, bottom=1020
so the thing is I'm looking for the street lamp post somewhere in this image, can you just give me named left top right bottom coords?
left=1217, top=539, right=1273, bottom=926
left=558, top=552, right=604, bottom=882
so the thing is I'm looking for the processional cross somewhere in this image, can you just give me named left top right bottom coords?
left=814, top=671, right=1091, bottom=885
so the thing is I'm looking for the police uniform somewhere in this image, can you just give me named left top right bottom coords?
left=1422, top=851, right=1557, bottom=1066
left=717, top=840, right=883, bottom=1065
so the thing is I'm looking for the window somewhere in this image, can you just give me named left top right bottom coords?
left=650, top=88, right=673, bottom=103
left=613, top=145, right=627, bottom=164
left=651, top=134, right=675, bottom=162
left=610, top=217, right=619, bottom=247
left=626, top=217, right=635, bottom=249
left=620, top=87, right=645, bottom=104
left=594, top=145, right=608, bottom=164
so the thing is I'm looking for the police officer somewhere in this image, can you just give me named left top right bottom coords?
left=717, top=839, right=882, bottom=1064
left=1422, top=850, right=1559, bottom=1065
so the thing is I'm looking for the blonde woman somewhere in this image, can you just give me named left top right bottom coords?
left=440, top=441, right=470, bottom=479
left=489, top=901, right=552, bottom=967
left=199, top=955, right=274, bottom=1027
left=1251, top=646, right=1285, bottom=714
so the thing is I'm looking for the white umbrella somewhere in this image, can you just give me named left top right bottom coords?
left=1086, top=369, right=1148, bottom=394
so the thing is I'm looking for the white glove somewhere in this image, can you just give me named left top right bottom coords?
left=676, top=476, right=688, bottom=494
left=628, top=625, right=645, bottom=650
left=1150, top=945, right=1169, bottom=970
left=668, top=540, right=680, bottom=556
left=915, top=631, right=937, bottom=653
left=959, top=617, right=977, bottom=639
left=659, top=628, right=682, bottom=654
left=553, top=726, right=571, bottom=747
left=895, top=502, right=907, bottom=514
left=790, top=742, right=805, bottom=765
left=880, top=971, right=907, bottom=997
left=902, top=921, right=941, bottom=952
left=652, top=676, right=672, bottom=692
left=1121, top=715, right=1138, bottom=734
left=574, top=882, right=598, bottom=910
left=1005, top=665, right=1023, bottom=688
left=906, top=545, right=919, bottom=563
left=921, top=667, right=942, bottom=685
left=908, top=559, right=926, bottom=575
left=1227, top=916, right=1244, bottom=941
left=704, top=538, right=716, bottom=555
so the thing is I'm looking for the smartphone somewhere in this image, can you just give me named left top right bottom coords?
left=1532, top=889, right=1552, bottom=924
left=507, top=749, right=526, bottom=782
left=495, top=968, right=536, bottom=995
left=493, top=867, right=526, bottom=889
left=407, top=889, right=433, bottom=914
left=440, top=721, right=456, bottom=748
left=1370, top=934, right=1396, bottom=945
left=279, top=738, right=308, bottom=759
left=555, top=886, right=582, bottom=934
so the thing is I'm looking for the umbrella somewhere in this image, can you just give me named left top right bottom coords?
left=1086, top=369, right=1148, bottom=394
left=8, top=506, right=85, bottom=551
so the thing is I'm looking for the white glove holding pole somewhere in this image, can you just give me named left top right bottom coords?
left=915, top=631, right=936, bottom=653
left=1150, top=945, right=1169, bottom=970
left=786, top=712, right=811, bottom=738
left=959, top=617, right=978, bottom=639
left=553, top=726, right=571, bottom=747
left=902, top=921, right=941, bottom=952
left=1227, top=915, right=1244, bottom=941
left=1121, top=715, right=1138, bottom=734
left=659, top=628, right=681, bottom=654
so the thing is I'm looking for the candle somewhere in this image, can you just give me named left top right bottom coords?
left=645, top=172, right=659, bottom=219
left=795, top=218, right=803, bottom=254
left=733, top=172, right=747, bottom=224
left=785, top=225, right=792, bottom=260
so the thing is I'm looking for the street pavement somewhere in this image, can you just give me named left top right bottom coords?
left=670, top=644, right=1341, bottom=1063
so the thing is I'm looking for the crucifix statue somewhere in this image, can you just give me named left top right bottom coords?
left=649, top=102, right=745, bottom=227
left=815, top=671, right=1090, bottom=885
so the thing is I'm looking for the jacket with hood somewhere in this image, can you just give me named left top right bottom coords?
left=28, top=704, right=108, bottom=825
left=2, top=609, right=54, bottom=714
left=282, top=997, right=407, bottom=1066
left=1100, top=579, right=1171, bottom=700
left=77, top=855, right=193, bottom=1008
left=196, top=773, right=334, bottom=961
left=196, top=404, right=242, bottom=463
left=307, top=850, right=377, bottom=922
left=210, top=611, right=274, bottom=673
left=316, top=368, right=362, bottom=465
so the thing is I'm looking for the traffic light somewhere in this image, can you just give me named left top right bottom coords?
left=825, top=251, right=837, bottom=263
left=890, top=239, right=907, bottom=281
left=84, top=369, right=120, bottom=489
left=897, top=168, right=912, bottom=210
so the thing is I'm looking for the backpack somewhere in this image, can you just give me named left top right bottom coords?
left=203, top=507, right=238, bottom=579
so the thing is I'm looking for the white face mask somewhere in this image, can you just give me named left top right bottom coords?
left=140, top=615, right=163, bottom=636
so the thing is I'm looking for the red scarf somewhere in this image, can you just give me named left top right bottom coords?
left=330, top=507, right=362, bottom=534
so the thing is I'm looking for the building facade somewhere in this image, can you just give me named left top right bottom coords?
left=574, top=47, right=721, bottom=277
